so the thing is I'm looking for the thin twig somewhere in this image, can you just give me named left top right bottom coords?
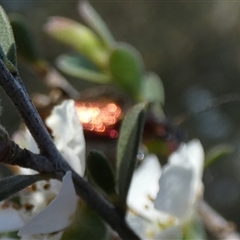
left=35, top=64, right=80, bottom=100
left=0, top=126, right=55, bottom=172
left=199, top=200, right=240, bottom=240
left=0, top=59, right=140, bottom=240
left=177, top=93, right=240, bottom=126
left=0, top=61, right=65, bottom=168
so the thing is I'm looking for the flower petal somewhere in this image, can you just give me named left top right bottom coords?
left=154, top=140, right=204, bottom=221
left=18, top=171, right=77, bottom=236
left=127, top=154, right=161, bottom=219
left=154, top=223, right=182, bottom=240
left=126, top=209, right=180, bottom=239
left=126, top=212, right=146, bottom=239
left=169, top=139, right=204, bottom=183
left=0, top=206, right=24, bottom=232
left=154, top=164, right=194, bottom=220
left=46, top=100, right=86, bottom=176
left=12, top=128, right=39, bottom=154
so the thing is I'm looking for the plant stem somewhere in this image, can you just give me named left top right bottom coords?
left=199, top=200, right=240, bottom=240
left=0, top=59, right=140, bottom=240
left=71, top=171, right=140, bottom=240
left=0, top=60, right=64, bottom=166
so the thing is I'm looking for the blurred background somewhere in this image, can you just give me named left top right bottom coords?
left=1, top=0, right=240, bottom=232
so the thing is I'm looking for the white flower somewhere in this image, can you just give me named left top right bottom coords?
left=13, top=100, right=86, bottom=177
left=127, top=154, right=161, bottom=220
left=126, top=139, right=204, bottom=239
left=154, top=139, right=204, bottom=222
left=0, top=207, right=25, bottom=232
left=0, top=100, right=85, bottom=239
left=46, top=99, right=86, bottom=177
left=0, top=171, right=77, bottom=239
left=18, top=171, right=77, bottom=237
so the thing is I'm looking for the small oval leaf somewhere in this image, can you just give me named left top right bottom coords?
left=142, top=72, right=165, bottom=104
left=0, top=6, right=17, bottom=67
left=57, top=54, right=110, bottom=84
left=10, top=14, right=42, bottom=64
left=44, top=17, right=108, bottom=69
left=109, top=43, right=144, bottom=100
left=0, top=174, right=43, bottom=201
left=78, top=1, right=115, bottom=47
left=116, top=102, right=148, bottom=208
left=87, top=151, right=116, bottom=196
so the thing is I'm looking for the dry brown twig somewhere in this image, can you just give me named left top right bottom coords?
left=199, top=200, right=240, bottom=240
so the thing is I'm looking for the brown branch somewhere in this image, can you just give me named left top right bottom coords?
left=0, top=59, right=140, bottom=240
left=199, top=200, right=240, bottom=240
left=0, top=126, right=55, bottom=172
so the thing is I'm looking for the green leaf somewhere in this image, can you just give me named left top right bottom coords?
left=57, top=54, right=110, bottom=84
left=205, top=144, right=233, bottom=168
left=44, top=17, right=108, bottom=70
left=62, top=204, right=109, bottom=240
left=10, top=14, right=42, bottom=64
left=142, top=72, right=165, bottom=104
left=0, top=231, right=19, bottom=239
left=78, top=1, right=115, bottom=48
left=0, top=46, right=17, bottom=74
left=109, top=43, right=144, bottom=100
left=87, top=151, right=116, bottom=196
left=116, top=102, right=148, bottom=207
left=0, top=6, right=17, bottom=67
left=0, top=174, right=44, bottom=201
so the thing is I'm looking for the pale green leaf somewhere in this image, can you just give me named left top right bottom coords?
left=142, top=72, right=165, bottom=104
left=0, top=6, right=17, bottom=67
left=56, top=54, right=110, bottom=84
left=79, top=1, right=115, bottom=47
left=44, top=17, right=108, bottom=69
left=116, top=102, right=148, bottom=207
left=109, top=43, right=144, bottom=100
